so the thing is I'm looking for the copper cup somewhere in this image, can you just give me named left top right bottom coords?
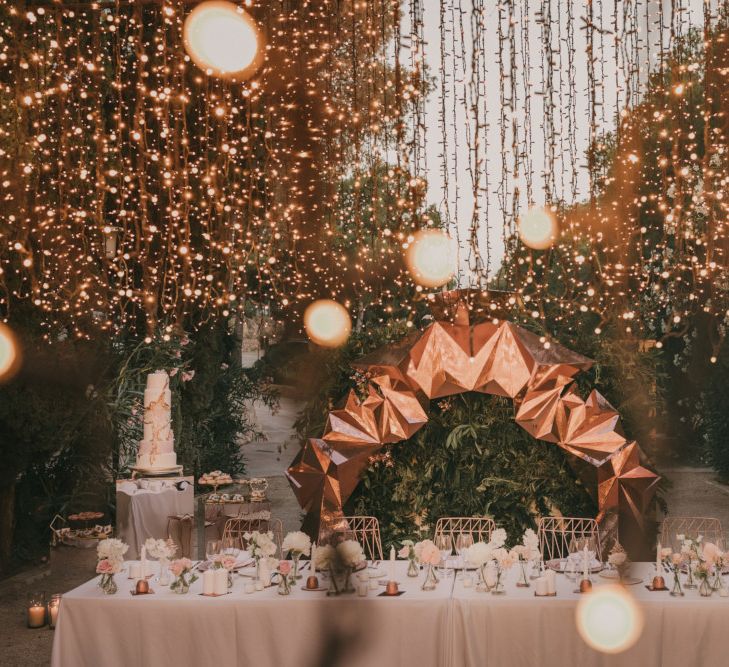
left=385, top=581, right=399, bottom=596
left=579, top=578, right=593, bottom=593
left=135, top=579, right=150, bottom=595
left=306, top=575, right=320, bottom=590
left=652, top=575, right=665, bottom=590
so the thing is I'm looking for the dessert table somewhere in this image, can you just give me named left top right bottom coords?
left=51, top=562, right=729, bottom=667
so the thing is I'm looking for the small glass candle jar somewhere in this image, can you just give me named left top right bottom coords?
left=47, top=594, right=61, bottom=629
left=27, top=593, right=47, bottom=629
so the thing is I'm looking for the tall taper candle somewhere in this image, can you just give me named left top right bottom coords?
left=311, top=545, right=316, bottom=574
left=388, top=546, right=396, bottom=581
left=656, top=541, right=662, bottom=573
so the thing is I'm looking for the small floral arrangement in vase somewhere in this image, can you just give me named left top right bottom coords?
left=706, top=544, right=727, bottom=593
left=277, top=561, right=292, bottom=595
left=96, top=538, right=128, bottom=594
left=282, top=531, right=311, bottom=581
left=398, top=540, right=419, bottom=577
left=678, top=534, right=702, bottom=589
left=662, top=550, right=685, bottom=597
left=413, top=540, right=441, bottom=590
left=694, top=541, right=724, bottom=597
left=323, top=540, right=364, bottom=595
left=464, top=528, right=507, bottom=593
left=169, top=558, right=197, bottom=594
left=144, top=537, right=177, bottom=586
left=607, top=543, right=630, bottom=582
left=245, top=530, right=278, bottom=581
left=491, top=547, right=516, bottom=595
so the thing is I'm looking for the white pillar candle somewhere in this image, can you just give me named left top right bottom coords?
left=129, top=562, right=141, bottom=580
left=202, top=569, right=215, bottom=595
left=656, top=541, right=662, bottom=573
left=582, top=546, right=589, bottom=578
left=255, top=579, right=264, bottom=591
left=258, top=559, right=270, bottom=586
left=545, top=569, right=557, bottom=594
left=357, top=582, right=368, bottom=597
left=535, top=577, right=549, bottom=596
left=213, top=568, right=228, bottom=595
left=388, top=546, right=396, bottom=581
left=244, top=582, right=255, bottom=594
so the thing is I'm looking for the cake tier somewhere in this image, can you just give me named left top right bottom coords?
left=146, top=370, right=170, bottom=392
left=144, top=387, right=171, bottom=408
left=135, top=451, right=177, bottom=470
left=143, top=415, right=173, bottom=443
left=139, top=435, right=174, bottom=456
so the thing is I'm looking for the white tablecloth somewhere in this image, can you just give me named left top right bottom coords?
left=51, top=562, right=729, bottom=667
left=116, top=479, right=193, bottom=559
left=51, top=561, right=452, bottom=667
left=451, top=562, right=729, bottom=667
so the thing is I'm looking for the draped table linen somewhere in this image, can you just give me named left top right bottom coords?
left=52, top=561, right=729, bottom=667
left=51, top=561, right=453, bottom=667
left=451, top=562, right=729, bottom=667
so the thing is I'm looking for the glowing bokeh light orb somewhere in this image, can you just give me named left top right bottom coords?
left=183, top=1, right=261, bottom=80
left=0, top=322, right=21, bottom=383
left=405, top=229, right=458, bottom=288
left=576, top=585, right=644, bottom=654
left=304, top=300, right=352, bottom=348
left=517, top=207, right=558, bottom=250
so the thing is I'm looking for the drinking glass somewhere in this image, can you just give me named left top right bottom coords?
left=206, top=539, right=221, bottom=562
left=435, top=534, right=452, bottom=578
left=222, top=537, right=239, bottom=558
left=455, top=533, right=473, bottom=571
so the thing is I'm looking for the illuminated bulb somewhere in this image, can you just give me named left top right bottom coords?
left=304, top=300, right=351, bottom=348
left=183, top=1, right=262, bottom=80
left=0, top=323, right=21, bottom=382
left=517, top=207, right=558, bottom=250
left=404, top=229, right=457, bottom=288
left=576, top=585, right=643, bottom=654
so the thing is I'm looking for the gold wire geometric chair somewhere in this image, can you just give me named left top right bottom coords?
left=221, top=517, right=283, bottom=557
left=660, top=517, right=723, bottom=551
left=536, top=517, right=602, bottom=561
left=433, top=517, right=496, bottom=552
left=330, top=516, right=384, bottom=561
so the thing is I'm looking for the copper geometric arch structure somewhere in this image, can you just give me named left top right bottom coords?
left=286, top=300, right=660, bottom=545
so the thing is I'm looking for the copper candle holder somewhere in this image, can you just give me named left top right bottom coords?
left=135, top=579, right=150, bottom=595
left=579, top=578, right=593, bottom=593
left=651, top=575, right=666, bottom=590
left=384, top=581, right=399, bottom=596
left=306, top=575, right=320, bottom=590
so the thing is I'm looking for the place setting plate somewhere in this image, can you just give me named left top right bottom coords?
left=546, top=558, right=603, bottom=574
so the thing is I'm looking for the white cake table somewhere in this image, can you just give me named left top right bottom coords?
left=116, top=478, right=193, bottom=559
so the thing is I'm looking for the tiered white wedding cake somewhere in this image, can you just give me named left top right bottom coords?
left=136, top=370, right=177, bottom=471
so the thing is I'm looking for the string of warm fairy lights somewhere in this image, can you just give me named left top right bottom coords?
left=1, top=0, right=729, bottom=359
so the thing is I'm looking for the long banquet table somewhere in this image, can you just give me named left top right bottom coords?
left=52, top=561, right=729, bottom=667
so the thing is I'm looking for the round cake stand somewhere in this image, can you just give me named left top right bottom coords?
left=131, top=465, right=184, bottom=478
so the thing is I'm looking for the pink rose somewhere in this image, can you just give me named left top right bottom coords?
left=169, top=368, right=179, bottom=377
left=279, top=561, right=291, bottom=575
left=169, top=561, right=184, bottom=577
left=181, top=370, right=195, bottom=383
left=703, top=542, right=721, bottom=566
left=398, top=546, right=411, bottom=559
left=96, top=559, right=113, bottom=574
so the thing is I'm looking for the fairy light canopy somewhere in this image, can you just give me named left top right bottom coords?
left=0, top=0, right=727, bottom=357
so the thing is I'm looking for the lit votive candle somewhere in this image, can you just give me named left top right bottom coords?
left=27, top=597, right=46, bottom=629
left=357, top=582, right=368, bottom=597
left=244, top=582, right=255, bottom=594
left=255, top=579, right=264, bottom=592
left=48, top=594, right=61, bottom=629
